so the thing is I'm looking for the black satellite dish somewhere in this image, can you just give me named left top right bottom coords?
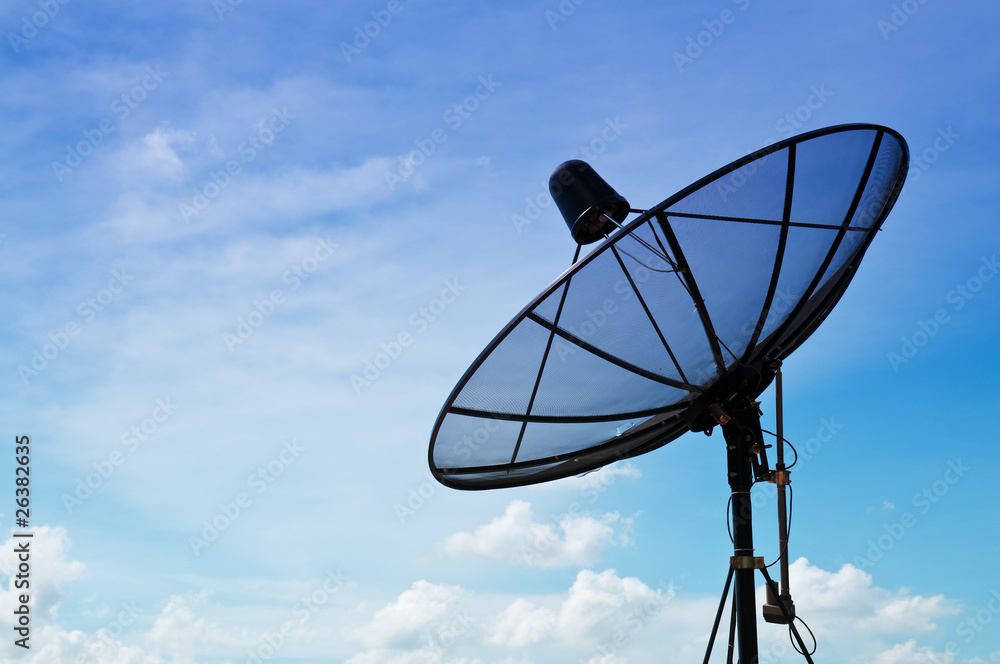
left=427, top=124, right=908, bottom=662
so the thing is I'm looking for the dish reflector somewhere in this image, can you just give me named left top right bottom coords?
left=429, top=124, right=907, bottom=489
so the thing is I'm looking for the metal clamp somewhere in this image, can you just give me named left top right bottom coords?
left=730, top=556, right=765, bottom=570
left=708, top=403, right=731, bottom=425
left=770, top=469, right=791, bottom=486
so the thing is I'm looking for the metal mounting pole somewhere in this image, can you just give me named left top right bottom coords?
left=721, top=402, right=762, bottom=664
left=705, top=392, right=816, bottom=663
left=764, top=359, right=796, bottom=625
left=775, top=364, right=791, bottom=600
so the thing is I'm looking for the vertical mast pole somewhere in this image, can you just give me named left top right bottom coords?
left=722, top=404, right=761, bottom=664
left=774, top=362, right=791, bottom=600
left=764, top=359, right=795, bottom=625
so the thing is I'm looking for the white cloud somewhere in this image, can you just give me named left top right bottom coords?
left=868, top=499, right=895, bottom=512
left=0, top=562, right=359, bottom=664
left=0, top=624, right=173, bottom=664
left=198, top=157, right=400, bottom=227
left=0, top=545, right=968, bottom=664
left=489, top=599, right=555, bottom=647
left=781, top=558, right=957, bottom=634
left=347, top=580, right=478, bottom=664
left=0, top=527, right=178, bottom=664
left=489, top=569, right=670, bottom=650
left=352, top=580, right=465, bottom=650
left=442, top=500, right=627, bottom=568
left=868, top=592, right=954, bottom=634
left=121, top=126, right=194, bottom=181
left=0, top=526, right=85, bottom=624
left=349, top=570, right=669, bottom=664
left=0, top=528, right=965, bottom=664
left=148, top=590, right=248, bottom=652
left=101, top=154, right=398, bottom=242
left=555, top=569, right=664, bottom=644
left=558, top=462, right=642, bottom=492
left=871, top=639, right=955, bottom=664
left=582, top=656, right=627, bottom=664
left=345, top=648, right=443, bottom=664
left=749, top=559, right=962, bottom=664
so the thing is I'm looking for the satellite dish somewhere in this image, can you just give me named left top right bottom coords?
left=426, top=124, right=908, bottom=662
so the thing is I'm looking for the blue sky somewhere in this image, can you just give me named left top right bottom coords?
left=0, top=1, right=997, bottom=663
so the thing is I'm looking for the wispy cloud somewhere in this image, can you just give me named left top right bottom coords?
left=442, top=500, right=629, bottom=568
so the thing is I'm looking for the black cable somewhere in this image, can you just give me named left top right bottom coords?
left=615, top=243, right=678, bottom=274
left=785, top=439, right=799, bottom=469
left=786, top=483, right=793, bottom=546
left=755, top=427, right=799, bottom=568
left=726, top=495, right=734, bottom=544
left=786, top=483, right=793, bottom=544
left=761, top=429, right=799, bottom=469
left=728, top=479, right=792, bottom=553
left=790, top=614, right=817, bottom=656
